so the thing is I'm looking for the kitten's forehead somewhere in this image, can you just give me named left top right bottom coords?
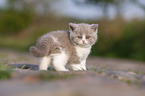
left=77, top=23, right=90, bottom=29
left=75, top=23, right=94, bottom=35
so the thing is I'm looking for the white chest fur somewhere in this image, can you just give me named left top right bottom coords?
left=75, top=46, right=91, bottom=60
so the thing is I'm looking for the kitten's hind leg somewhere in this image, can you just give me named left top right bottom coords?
left=39, top=56, right=51, bottom=70
left=52, top=51, right=69, bottom=71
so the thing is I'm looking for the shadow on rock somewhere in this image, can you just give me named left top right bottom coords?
left=9, top=64, right=54, bottom=70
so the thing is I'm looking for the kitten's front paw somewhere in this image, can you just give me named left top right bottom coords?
left=81, top=65, right=87, bottom=71
left=71, top=64, right=83, bottom=71
left=55, top=68, right=69, bottom=71
left=39, top=67, right=48, bottom=71
left=63, top=69, right=69, bottom=71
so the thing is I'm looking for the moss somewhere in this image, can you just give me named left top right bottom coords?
left=39, top=72, right=74, bottom=81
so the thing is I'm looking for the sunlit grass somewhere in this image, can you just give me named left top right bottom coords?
left=0, top=36, right=32, bottom=51
left=0, top=64, right=13, bottom=80
left=87, top=65, right=108, bottom=74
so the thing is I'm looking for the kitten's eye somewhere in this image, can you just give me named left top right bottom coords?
left=77, top=36, right=82, bottom=39
left=86, top=36, right=91, bottom=39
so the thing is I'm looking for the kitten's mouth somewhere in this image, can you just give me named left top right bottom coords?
left=74, top=42, right=90, bottom=47
left=82, top=43, right=87, bottom=45
left=80, top=43, right=90, bottom=47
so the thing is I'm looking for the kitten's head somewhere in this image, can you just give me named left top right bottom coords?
left=69, top=23, right=99, bottom=48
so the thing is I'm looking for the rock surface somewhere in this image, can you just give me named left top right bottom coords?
left=0, top=49, right=145, bottom=96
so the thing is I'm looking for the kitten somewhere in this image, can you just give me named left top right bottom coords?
left=30, top=23, right=98, bottom=71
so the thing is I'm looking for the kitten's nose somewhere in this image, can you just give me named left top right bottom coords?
left=82, top=40, right=85, bottom=44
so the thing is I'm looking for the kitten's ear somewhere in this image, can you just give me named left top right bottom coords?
left=69, top=23, right=78, bottom=32
left=90, top=24, right=99, bottom=33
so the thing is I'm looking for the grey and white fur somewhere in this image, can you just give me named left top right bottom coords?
left=30, top=23, right=99, bottom=71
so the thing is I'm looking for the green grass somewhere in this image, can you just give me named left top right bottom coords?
left=0, top=54, right=8, bottom=58
left=87, top=65, right=108, bottom=74
left=0, top=36, right=32, bottom=51
left=0, top=64, right=13, bottom=80
left=0, top=27, right=54, bottom=52
left=127, top=68, right=145, bottom=75
left=121, top=78, right=133, bottom=85
left=0, top=70, right=12, bottom=80
left=39, top=72, right=74, bottom=81
left=20, top=64, right=28, bottom=69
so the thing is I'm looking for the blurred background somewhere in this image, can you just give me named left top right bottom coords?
left=0, top=0, right=145, bottom=61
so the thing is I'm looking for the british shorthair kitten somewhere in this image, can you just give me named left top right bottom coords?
left=30, top=23, right=99, bottom=71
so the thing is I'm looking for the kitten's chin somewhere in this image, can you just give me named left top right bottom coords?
left=78, top=44, right=91, bottom=48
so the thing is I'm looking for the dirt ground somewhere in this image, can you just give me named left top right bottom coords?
left=0, top=49, right=145, bottom=96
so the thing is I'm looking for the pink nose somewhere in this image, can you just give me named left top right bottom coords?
left=82, top=40, right=85, bottom=44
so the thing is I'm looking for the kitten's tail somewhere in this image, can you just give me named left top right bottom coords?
left=30, top=46, right=45, bottom=57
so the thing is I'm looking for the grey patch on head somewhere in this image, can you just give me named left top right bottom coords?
left=90, top=24, right=99, bottom=32
left=69, top=23, right=98, bottom=47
